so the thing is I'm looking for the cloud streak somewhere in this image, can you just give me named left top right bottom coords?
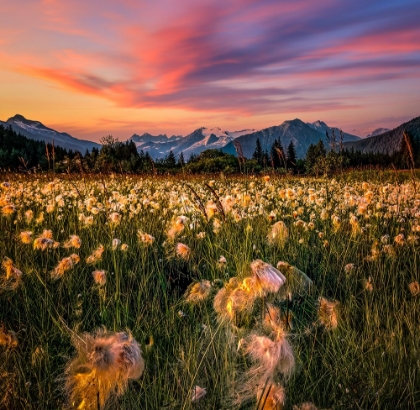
left=0, top=0, right=419, bottom=136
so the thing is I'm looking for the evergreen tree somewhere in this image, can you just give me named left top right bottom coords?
left=270, top=139, right=284, bottom=169
left=286, top=141, right=297, bottom=170
left=305, top=140, right=326, bottom=175
left=178, top=152, right=185, bottom=167
left=263, top=150, right=270, bottom=168
left=165, top=150, right=177, bottom=168
left=252, top=138, right=263, bottom=165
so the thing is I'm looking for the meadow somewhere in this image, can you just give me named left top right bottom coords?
left=0, top=171, right=419, bottom=409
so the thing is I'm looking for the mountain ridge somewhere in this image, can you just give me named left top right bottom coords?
left=222, top=119, right=361, bottom=159
left=9, top=113, right=418, bottom=160
left=1, top=114, right=101, bottom=153
left=343, top=116, right=420, bottom=155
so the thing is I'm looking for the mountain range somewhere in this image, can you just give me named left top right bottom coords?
left=129, top=127, right=258, bottom=159
left=222, top=119, right=360, bottom=159
left=344, top=116, right=420, bottom=155
left=2, top=113, right=418, bottom=160
left=0, top=114, right=101, bottom=153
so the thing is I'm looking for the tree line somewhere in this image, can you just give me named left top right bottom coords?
left=0, top=124, right=418, bottom=175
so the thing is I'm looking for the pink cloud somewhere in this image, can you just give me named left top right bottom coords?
left=0, top=0, right=419, bottom=136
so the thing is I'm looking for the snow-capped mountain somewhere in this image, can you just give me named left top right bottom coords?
left=128, top=127, right=257, bottom=159
left=0, top=114, right=100, bottom=152
left=222, top=119, right=361, bottom=159
left=1, top=114, right=368, bottom=160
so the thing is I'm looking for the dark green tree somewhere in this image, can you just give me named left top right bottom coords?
left=164, top=150, right=177, bottom=169
left=286, top=141, right=297, bottom=171
left=252, top=138, right=263, bottom=165
left=270, top=139, right=284, bottom=169
left=305, top=140, right=326, bottom=175
left=178, top=152, right=185, bottom=167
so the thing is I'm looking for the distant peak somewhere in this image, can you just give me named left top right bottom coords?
left=8, top=114, right=27, bottom=121
left=284, top=118, right=304, bottom=125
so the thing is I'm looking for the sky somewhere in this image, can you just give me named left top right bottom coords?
left=1, top=0, right=420, bottom=142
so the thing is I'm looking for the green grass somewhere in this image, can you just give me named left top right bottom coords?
left=0, top=172, right=419, bottom=409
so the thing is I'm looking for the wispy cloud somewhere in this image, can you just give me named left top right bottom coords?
left=0, top=0, right=419, bottom=136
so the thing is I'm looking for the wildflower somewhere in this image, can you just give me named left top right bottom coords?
left=70, top=254, right=81, bottom=264
left=2, top=204, right=16, bottom=216
left=205, top=201, right=218, bottom=219
left=267, top=221, right=289, bottom=248
left=381, top=234, right=390, bottom=244
left=0, top=326, right=18, bottom=348
left=250, top=260, right=286, bottom=294
left=19, top=231, right=33, bottom=244
left=196, top=231, right=206, bottom=239
left=276, top=261, right=312, bottom=298
left=191, top=386, right=207, bottom=402
left=394, top=233, right=405, bottom=246
left=92, top=270, right=106, bottom=286
left=138, top=231, right=155, bottom=245
left=262, top=175, right=270, bottom=183
left=63, top=235, right=82, bottom=249
left=263, top=303, right=282, bottom=331
left=109, top=212, right=122, bottom=225
left=86, top=244, right=105, bottom=264
left=366, top=241, right=381, bottom=262
left=344, top=263, right=355, bottom=274
left=83, top=215, right=94, bottom=226
left=176, top=243, right=191, bottom=260
left=213, top=218, right=222, bottom=234
left=256, top=382, right=285, bottom=410
left=213, top=277, right=240, bottom=322
left=349, top=214, right=361, bottom=236
left=244, top=332, right=294, bottom=377
left=33, top=237, right=55, bottom=251
left=235, top=330, right=294, bottom=406
left=331, top=215, right=341, bottom=232
left=120, top=243, right=129, bottom=251
left=25, top=210, right=34, bottom=223
left=41, top=229, right=53, bottom=239
left=184, top=280, right=212, bottom=304
left=1, top=257, right=23, bottom=290
left=408, top=281, right=420, bottom=297
left=383, top=244, right=396, bottom=258
left=217, top=255, right=227, bottom=269
left=167, top=215, right=187, bottom=240
left=51, top=256, right=75, bottom=280
left=365, top=277, right=373, bottom=292
left=268, top=211, right=276, bottom=222
left=35, top=212, right=44, bottom=224
left=65, top=329, right=144, bottom=410
left=318, top=297, right=338, bottom=330
left=112, top=238, right=121, bottom=250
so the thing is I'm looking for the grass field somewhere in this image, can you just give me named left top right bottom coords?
left=0, top=172, right=419, bottom=409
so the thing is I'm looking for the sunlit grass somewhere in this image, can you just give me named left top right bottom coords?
left=0, top=171, right=419, bottom=409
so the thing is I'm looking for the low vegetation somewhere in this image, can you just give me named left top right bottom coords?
left=0, top=172, right=419, bottom=409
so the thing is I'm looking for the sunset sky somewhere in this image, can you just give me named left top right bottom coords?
left=1, top=0, right=420, bottom=142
